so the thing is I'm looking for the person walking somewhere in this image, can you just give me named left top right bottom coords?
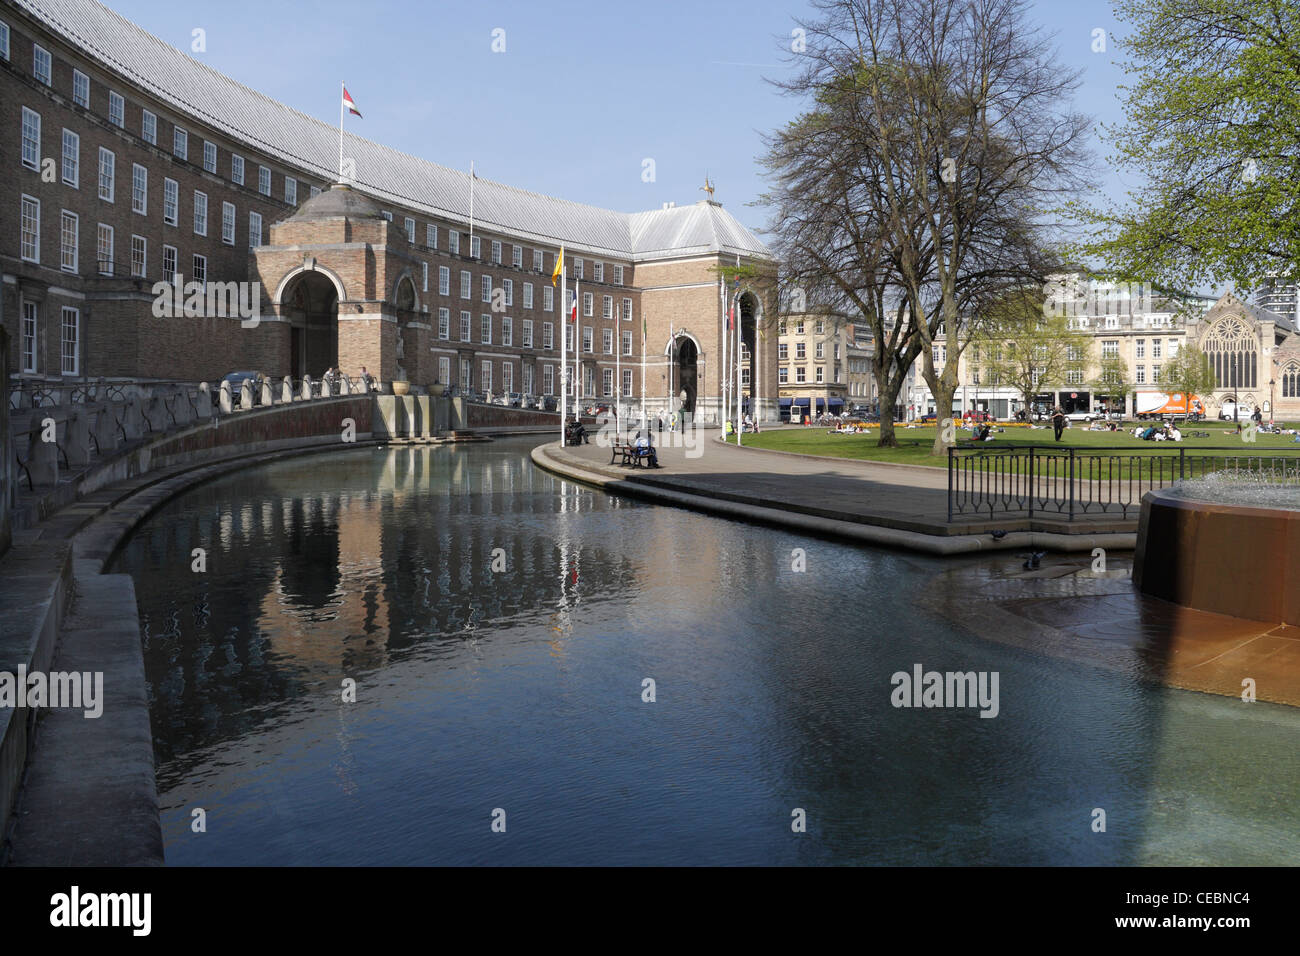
left=1051, top=406, right=1066, bottom=442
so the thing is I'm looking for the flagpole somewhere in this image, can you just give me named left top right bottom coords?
left=736, top=286, right=743, bottom=447
left=754, top=308, right=760, bottom=432
left=668, top=322, right=674, bottom=430
left=338, top=81, right=345, bottom=181
left=578, top=280, right=583, bottom=415
left=616, top=312, right=621, bottom=442
left=560, top=246, right=567, bottom=442
left=640, top=313, right=647, bottom=430
left=720, top=276, right=728, bottom=429
left=468, top=161, right=475, bottom=254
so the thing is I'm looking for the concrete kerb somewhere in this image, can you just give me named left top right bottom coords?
left=531, top=442, right=1136, bottom=557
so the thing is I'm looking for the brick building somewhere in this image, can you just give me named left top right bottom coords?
left=0, top=0, right=776, bottom=423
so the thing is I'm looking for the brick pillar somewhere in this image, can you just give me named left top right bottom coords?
left=337, top=311, right=393, bottom=385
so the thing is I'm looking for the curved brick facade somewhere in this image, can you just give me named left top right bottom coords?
left=0, top=0, right=778, bottom=423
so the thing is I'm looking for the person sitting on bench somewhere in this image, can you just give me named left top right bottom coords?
left=634, top=430, right=659, bottom=467
left=567, top=420, right=589, bottom=445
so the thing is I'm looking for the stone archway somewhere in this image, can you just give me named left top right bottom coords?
left=393, top=275, right=418, bottom=382
left=281, top=271, right=340, bottom=380
left=738, top=291, right=760, bottom=415
left=677, top=337, right=698, bottom=413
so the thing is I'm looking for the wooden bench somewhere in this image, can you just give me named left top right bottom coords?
left=610, top=442, right=657, bottom=468
left=610, top=443, right=638, bottom=466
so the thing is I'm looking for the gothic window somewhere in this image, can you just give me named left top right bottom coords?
left=1283, top=362, right=1300, bottom=398
left=1200, top=316, right=1257, bottom=390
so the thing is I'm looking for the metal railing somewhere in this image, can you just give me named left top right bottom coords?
left=947, top=444, right=1300, bottom=521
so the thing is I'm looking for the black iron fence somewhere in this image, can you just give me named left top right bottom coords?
left=947, top=444, right=1300, bottom=521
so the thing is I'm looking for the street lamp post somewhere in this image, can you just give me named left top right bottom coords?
left=1270, top=377, right=1276, bottom=425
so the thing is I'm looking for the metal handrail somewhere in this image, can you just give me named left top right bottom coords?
left=948, top=444, right=1300, bottom=521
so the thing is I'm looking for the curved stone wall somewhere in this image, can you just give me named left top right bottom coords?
left=1134, top=487, right=1300, bottom=625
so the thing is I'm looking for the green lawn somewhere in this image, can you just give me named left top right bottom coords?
left=725, top=422, right=1300, bottom=471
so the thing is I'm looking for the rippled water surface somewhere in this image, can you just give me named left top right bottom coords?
left=110, top=440, right=1300, bottom=865
left=1173, top=473, right=1300, bottom=511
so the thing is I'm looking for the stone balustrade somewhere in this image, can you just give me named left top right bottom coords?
left=6, top=374, right=414, bottom=492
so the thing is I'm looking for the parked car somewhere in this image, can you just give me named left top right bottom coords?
left=1065, top=410, right=1094, bottom=423
left=218, top=370, right=265, bottom=408
left=507, top=392, right=522, bottom=408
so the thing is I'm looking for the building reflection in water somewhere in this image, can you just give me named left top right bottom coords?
left=114, top=441, right=675, bottom=780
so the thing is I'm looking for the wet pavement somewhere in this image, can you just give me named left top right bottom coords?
left=923, top=553, right=1300, bottom=707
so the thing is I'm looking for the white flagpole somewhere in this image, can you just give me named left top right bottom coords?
left=338, top=82, right=345, bottom=181
left=735, top=286, right=743, bottom=447
left=560, top=247, right=567, bottom=441
left=668, top=322, right=674, bottom=429
left=577, top=280, right=582, bottom=421
left=754, top=309, right=760, bottom=431
left=640, top=314, right=647, bottom=429
left=468, top=161, right=475, bottom=253
left=616, top=313, right=621, bottom=441
left=721, top=277, right=728, bottom=429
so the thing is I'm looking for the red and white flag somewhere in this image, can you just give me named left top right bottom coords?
left=342, top=86, right=362, bottom=118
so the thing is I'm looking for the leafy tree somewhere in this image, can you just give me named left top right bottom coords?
left=978, top=290, right=1087, bottom=417
left=1156, top=343, right=1218, bottom=415
left=760, top=0, right=1093, bottom=450
left=1073, top=0, right=1300, bottom=289
left=1091, top=355, right=1131, bottom=410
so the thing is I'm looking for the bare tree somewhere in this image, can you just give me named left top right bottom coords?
left=761, top=0, right=1094, bottom=452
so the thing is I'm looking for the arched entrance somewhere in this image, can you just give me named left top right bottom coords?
left=677, top=338, right=698, bottom=413
left=393, top=275, right=418, bottom=381
left=282, top=271, right=340, bottom=380
left=738, top=291, right=759, bottom=415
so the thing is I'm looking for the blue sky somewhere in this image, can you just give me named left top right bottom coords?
left=107, top=0, right=1135, bottom=240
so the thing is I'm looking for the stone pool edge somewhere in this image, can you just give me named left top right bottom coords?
left=531, top=441, right=1136, bottom=557
left=2, top=438, right=393, bottom=866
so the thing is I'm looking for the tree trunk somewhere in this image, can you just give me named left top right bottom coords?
left=929, top=379, right=958, bottom=455
left=878, top=406, right=899, bottom=447
left=874, top=354, right=903, bottom=448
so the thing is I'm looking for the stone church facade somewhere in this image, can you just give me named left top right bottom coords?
left=1186, top=290, right=1300, bottom=420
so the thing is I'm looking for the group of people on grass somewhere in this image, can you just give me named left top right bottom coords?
left=1131, top=423, right=1183, bottom=441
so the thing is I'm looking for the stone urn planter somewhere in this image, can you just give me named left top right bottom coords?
left=392, top=380, right=410, bottom=396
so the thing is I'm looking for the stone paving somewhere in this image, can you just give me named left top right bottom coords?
left=542, top=432, right=1136, bottom=542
